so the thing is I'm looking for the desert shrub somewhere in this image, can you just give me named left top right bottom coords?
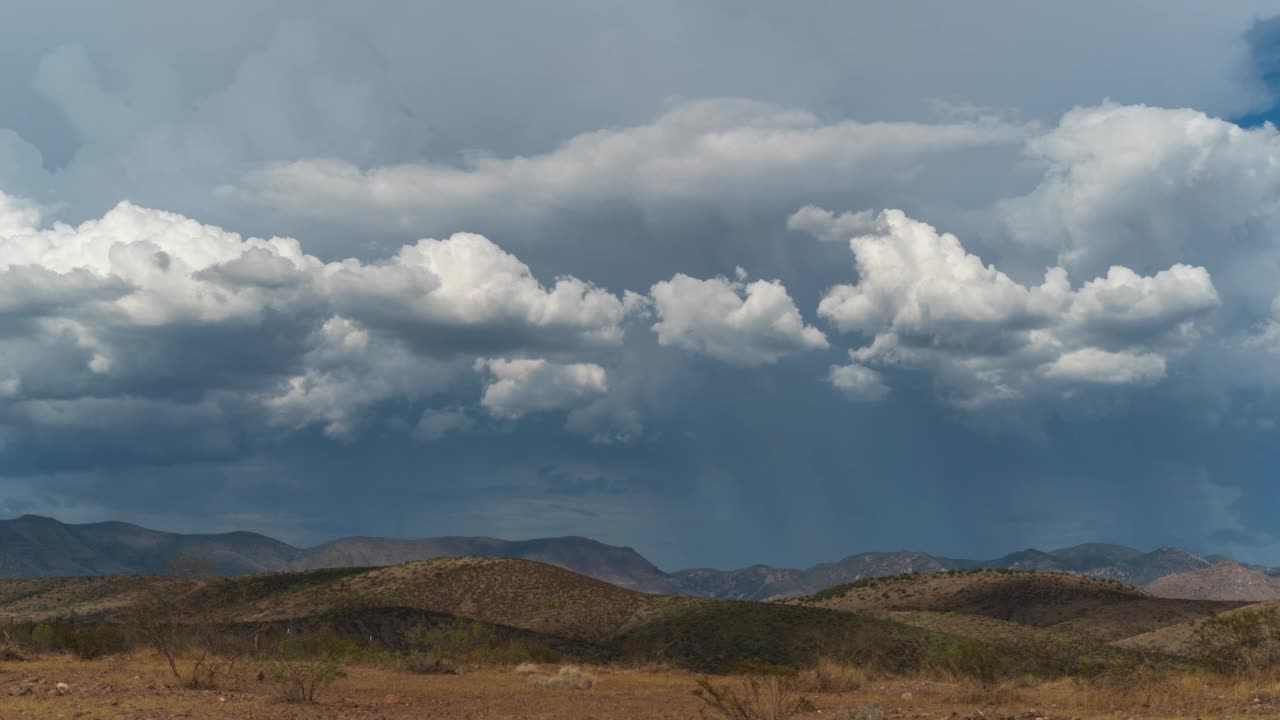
left=0, top=626, right=25, bottom=662
left=526, top=665, right=597, bottom=690
left=693, top=676, right=814, bottom=720
left=28, top=622, right=131, bottom=659
left=931, top=637, right=1013, bottom=686
left=268, top=639, right=347, bottom=703
left=402, top=650, right=453, bottom=674
left=404, top=619, right=557, bottom=665
left=513, top=662, right=541, bottom=674
left=409, top=621, right=497, bottom=658
left=797, top=657, right=869, bottom=693
left=1195, top=607, right=1280, bottom=674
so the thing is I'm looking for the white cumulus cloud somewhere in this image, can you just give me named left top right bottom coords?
left=0, top=191, right=636, bottom=448
left=827, top=360, right=891, bottom=402
left=476, top=358, right=609, bottom=420
left=804, top=208, right=1219, bottom=407
left=649, top=269, right=827, bottom=366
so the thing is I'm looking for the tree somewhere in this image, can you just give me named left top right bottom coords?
left=126, top=553, right=243, bottom=689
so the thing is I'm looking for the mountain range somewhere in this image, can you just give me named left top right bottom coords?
left=1, top=514, right=1274, bottom=599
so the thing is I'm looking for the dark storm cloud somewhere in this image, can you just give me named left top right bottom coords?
left=0, top=1, right=1279, bottom=570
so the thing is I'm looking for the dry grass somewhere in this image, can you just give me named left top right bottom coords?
left=831, top=705, right=884, bottom=720
left=8, top=652, right=1280, bottom=718
left=795, top=658, right=871, bottom=693
left=1046, top=668, right=1280, bottom=717
left=525, top=665, right=597, bottom=689
left=692, top=675, right=813, bottom=720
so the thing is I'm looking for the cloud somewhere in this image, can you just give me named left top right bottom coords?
left=414, top=407, right=475, bottom=441
left=649, top=268, right=826, bottom=365
left=258, top=317, right=461, bottom=439
left=565, top=400, right=645, bottom=445
left=805, top=208, right=1219, bottom=407
left=0, top=190, right=634, bottom=458
left=827, top=361, right=890, bottom=401
left=323, top=231, right=636, bottom=355
left=1038, top=348, right=1166, bottom=385
left=786, top=205, right=877, bottom=243
left=227, top=99, right=1029, bottom=232
left=476, top=358, right=608, bottom=419
left=998, top=103, right=1280, bottom=314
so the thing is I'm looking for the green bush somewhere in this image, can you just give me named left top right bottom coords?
left=404, top=620, right=558, bottom=665
left=268, top=638, right=347, bottom=703
left=29, top=622, right=131, bottom=659
left=932, top=637, right=1014, bottom=685
left=1195, top=607, right=1280, bottom=673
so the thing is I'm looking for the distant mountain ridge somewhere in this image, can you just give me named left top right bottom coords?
left=0, top=514, right=1273, bottom=600
left=674, top=543, right=1234, bottom=600
left=0, top=515, right=676, bottom=593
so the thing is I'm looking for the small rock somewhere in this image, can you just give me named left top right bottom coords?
left=55, top=682, right=70, bottom=695
left=18, top=686, right=33, bottom=696
left=900, top=691, right=913, bottom=701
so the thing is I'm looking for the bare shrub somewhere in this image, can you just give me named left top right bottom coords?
left=0, top=627, right=24, bottom=662
left=126, top=556, right=244, bottom=689
left=526, top=665, right=597, bottom=690
left=797, top=658, right=869, bottom=693
left=513, top=662, right=541, bottom=675
left=693, top=676, right=814, bottom=720
left=269, top=654, right=345, bottom=703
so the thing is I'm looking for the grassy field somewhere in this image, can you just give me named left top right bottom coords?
left=3, top=652, right=1280, bottom=719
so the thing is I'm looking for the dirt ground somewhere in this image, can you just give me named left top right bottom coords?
left=2, top=654, right=1279, bottom=720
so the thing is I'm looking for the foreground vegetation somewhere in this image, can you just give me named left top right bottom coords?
left=4, top=559, right=1280, bottom=717
left=4, top=649, right=1280, bottom=720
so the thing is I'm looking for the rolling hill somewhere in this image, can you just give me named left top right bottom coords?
left=1144, top=560, right=1280, bottom=601
left=1116, top=599, right=1280, bottom=658
left=0, top=557, right=1173, bottom=675
left=795, top=569, right=1247, bottom=642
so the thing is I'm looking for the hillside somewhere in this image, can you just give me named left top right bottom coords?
left=797, top=569, right=1245, bottom=641
left=1117, top=599, right=1280, bottom=658
left=294, top=536, right=680, bottom=594
left=0, top=557, right=1174, bottom=675
left=1144, top=560, right=1280, bottom=601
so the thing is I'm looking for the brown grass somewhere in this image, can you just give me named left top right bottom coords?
left=5, top=652, right=1280, bottom=718
left=525, top=665, right=597, bottom=689
left=795, top=658, right=870, bottom=693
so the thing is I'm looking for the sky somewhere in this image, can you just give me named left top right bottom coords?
left=1, top=1, right=1280, bottom=571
